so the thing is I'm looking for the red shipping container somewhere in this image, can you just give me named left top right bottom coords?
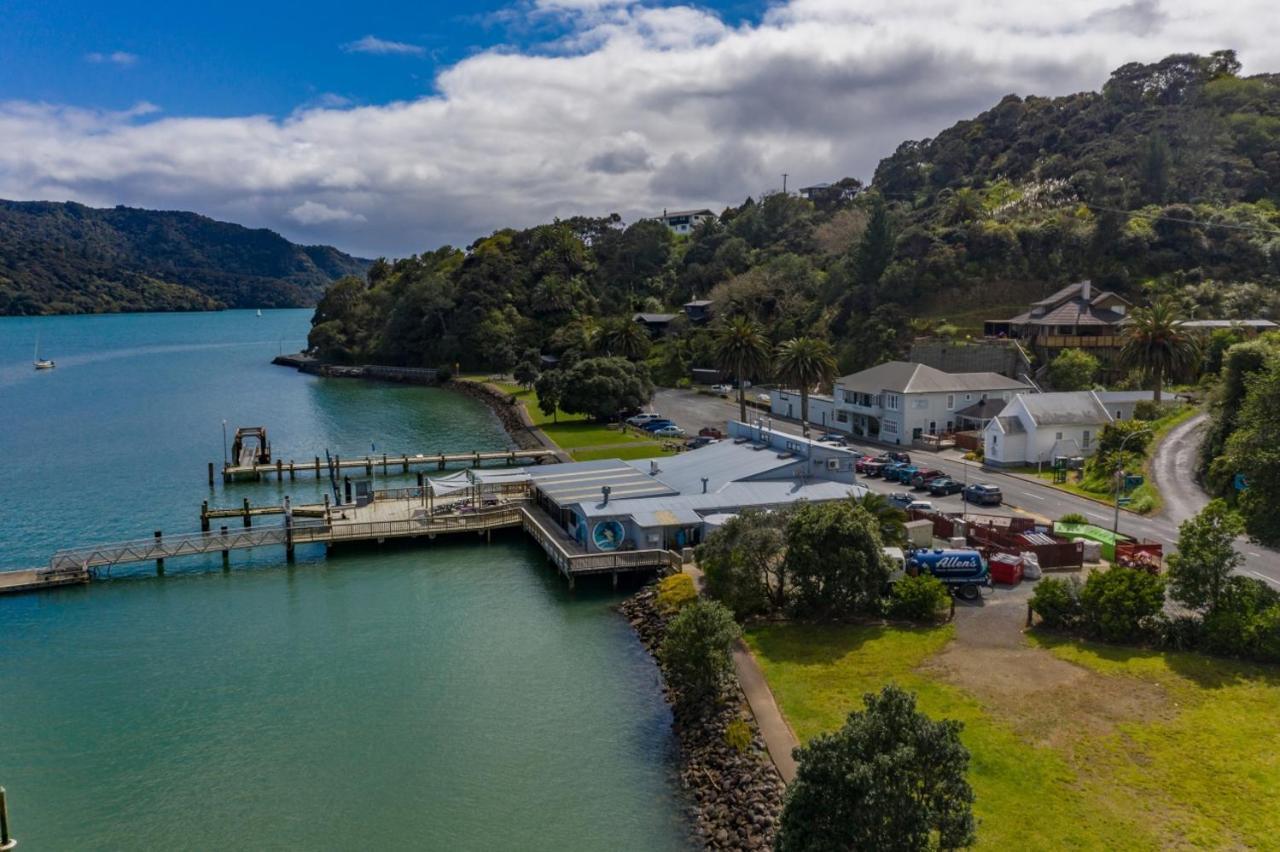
left=988, top=553, right=1023, bottom=585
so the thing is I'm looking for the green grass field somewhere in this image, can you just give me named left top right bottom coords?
left=746, top=624, right=1280, bottom=850
left=486, top=381, right=675, bottom=459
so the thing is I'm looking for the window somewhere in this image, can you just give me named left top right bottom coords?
left=885, top=394, right=900, bottom=411
left=836, top=411, right=848, bottom=423
left=1002, top=392, right=1010, bottom=401
left=1055, top=431, right=1063, bottom=441
left=946, top=394, right=955, bottom=410
left=1083, top=430, right=1092, bottom=449
left=929, top=421, right=936, bottom=435
left=964, top=393, right=973, bottom=402
left=882, top=419, right=898, bottom=434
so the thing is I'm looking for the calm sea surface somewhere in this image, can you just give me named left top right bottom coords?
left=0, top=310, right=691, bottom=850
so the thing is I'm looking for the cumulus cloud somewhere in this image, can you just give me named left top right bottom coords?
left=4, top=1, right=1278, bottom=257
left=85, top=51, right=138, bottom=66
left=341, top=35, right=426, bottom=56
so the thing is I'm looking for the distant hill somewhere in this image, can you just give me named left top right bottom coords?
left=0, top=200, right=370, bottom=315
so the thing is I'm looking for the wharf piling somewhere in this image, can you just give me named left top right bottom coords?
left=1, top=785, right=16, bottom=852
left=217, top=447, right=554, bottom=483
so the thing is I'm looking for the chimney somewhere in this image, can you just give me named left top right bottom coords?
left=1081, top=280, right=1092, bottom=302
left=701, top=477, right=709, bottom=494
left=602, top=485, right=611, bottom=505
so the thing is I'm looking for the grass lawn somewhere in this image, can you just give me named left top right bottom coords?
left=486, top=381, right=676, bottom=457
left=746, top=623, right=1280, bottom=849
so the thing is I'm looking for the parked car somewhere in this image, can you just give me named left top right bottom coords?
left=698, top=427, right=725, bottom=439
left=888, top=492, right=914, bottom=509
left=755, top=393, right=771, bottom=404
left=886, top=451, right=911, bottom=464
left=817, top=432, right=848, bottom=446
left=927, top=477, right=964, bottom=496
left=963, top=483, right=1003, bottom=506
left=686, top=435, right=719, bottom=449
left=710, top=384, right=733, bottom=394
left=855, top=455, right=879, bottom=473
left=861, top=459, right=887, bottom=477
left=893, top=464, right=922, bottom=484
left=626, top=412, right=663, bottom=426
left=910, top=468, right=946, bottom=489
left=641, top=419, right=676, bottom=432
left=654, top=425, right=686, bottom=438
left=882, top=461, right=909, bottom=482
left=905, top=500, right=935, bottom=513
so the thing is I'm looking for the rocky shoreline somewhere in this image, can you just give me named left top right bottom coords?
left=620, top=585, right=785, bottom=851
left=446, top=379, right=549, bottom=452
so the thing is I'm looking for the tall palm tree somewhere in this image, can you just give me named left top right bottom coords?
left=1120, top=297, right=1197, bottom=404
left=854, top=492, right=908, bottom=546
left=599, top=316, right=651, bottom=361
left=713, top=316, right=772, bottom=423
left=775, top=336, right=837, bottom=436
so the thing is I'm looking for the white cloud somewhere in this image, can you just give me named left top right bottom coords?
left=341, top=35, right=426, bottom=56
left=288, top=201, right=368, bottom=225
left=4, top=1, right=1278, bottom=258
left=85, top=51, right=138, bottom=66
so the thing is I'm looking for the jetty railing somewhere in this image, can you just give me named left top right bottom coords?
left=48, top=526, right=297, bottom=571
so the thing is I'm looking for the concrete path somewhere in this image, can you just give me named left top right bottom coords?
left=683, top=564, right=800, bottom=783
left=1149, top=412, right=1210, bottom=525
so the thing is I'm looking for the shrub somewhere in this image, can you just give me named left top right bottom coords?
left=659, top=600, right=741, bottom=715
left=888, top=574, right=951, bottom=621
left=785, top=502, right=889, bottom=620
left=1029, top=576, right=1083, bottom=629
left=1079, top=567, right=1166, bottom=643
left=1157, top=614, right=1205, bottom=651
left=777, top=686, right=975, bottom=852
left=698, top=510, right=787, bottom=618
left=1132, top=399, right=1165, bottom=421
left=1201, top=576, right=1280, bottom=663
left=724, top=718, right=753, bottom=753
left=1058, top=512, right=1089, bottom=526
left=655, top=573, right=697, bottom=615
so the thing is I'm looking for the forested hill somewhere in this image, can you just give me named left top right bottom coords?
left=0, top=200, right=370, bottom=315
left=305, top=51, right=1280, bottom=374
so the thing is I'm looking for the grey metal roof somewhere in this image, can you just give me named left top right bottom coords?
left=1017, top=392, right=1113, bottom=427
left=1181, top=319, right=1278, bottom=329
left=622, top=439, right=814, bottom=495
left=954, top=398, right=1004, bottom=421
left=661, top=209, right=714, bottom=218
left=571, top=479, right=864, bottom=521
left=838, top=361, right=1027, bottom=395
left=683, top=299, right=713, bottom=307
left=1095, top=391, right=1155, bottom=403
left=633, top=312, right=677, bottom=324
left=528, top=460, right=678, bottom=505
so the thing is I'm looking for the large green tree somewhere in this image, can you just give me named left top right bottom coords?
left=698, top=509, right=790, bottom=617
left=598, top=316, right=652, bottom=360
left=776, top=685, right=976, bottom=852
left=1047, top=348, right=1100, bottom=391
left=557, top=357, right=654, bottom=421
left=855, top=492, right=908, bottom=547
left=1120, top=298, right=1198, bottom=404
left=775, top=336, right=838, bottom=437
left=784, top=502, right=889, bottom=619
left=1221, top=354, right=1280, bottom=545
left=712, top=316, right=772, bottom=423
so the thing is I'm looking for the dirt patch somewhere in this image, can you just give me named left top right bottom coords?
left=922, top=594, right=1173, bottom=747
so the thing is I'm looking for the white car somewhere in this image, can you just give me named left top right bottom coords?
left=710, top=384, right=733, bottom=394
left=626, top=412, right=663, bottom=426
left=756, top=393, right=771, bottom=404
left=906, top=500, right=935, bottom=513
left=654, top=425, right=686, bottom=438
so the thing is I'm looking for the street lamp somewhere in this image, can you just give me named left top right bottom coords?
left=1112, top=428, right=1153, bottom=537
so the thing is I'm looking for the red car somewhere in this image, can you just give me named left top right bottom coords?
left=699, top=427, right=725, bottom=439
left=855, top=455, right=878, bottom=473
left=910, top=468, right=946, bottom=489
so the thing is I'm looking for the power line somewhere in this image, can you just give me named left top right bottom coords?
left=1082, top=203, right=1280, bottom=238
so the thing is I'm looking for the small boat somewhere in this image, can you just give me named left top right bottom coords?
left=33, top=334, right=55, bottom=370
left=256, top=309, right=263, bottom=317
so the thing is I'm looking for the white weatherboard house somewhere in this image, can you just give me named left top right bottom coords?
left=983, top=391, right=1150, bottom=467
left=824, top=362, right=1028, bottom=445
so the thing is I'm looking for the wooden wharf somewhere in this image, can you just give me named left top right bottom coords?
left=214, top=448, right=556, bottom=483
left=5, top=486, right=679, bottom=596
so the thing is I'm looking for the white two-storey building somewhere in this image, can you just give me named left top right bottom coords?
left=829, top=362, right=1028, bottom=445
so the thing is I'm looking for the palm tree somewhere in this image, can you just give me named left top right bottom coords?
left=854, top=492, right=908, bottom=546
left=599, top=316, right=651, bottom=360
left=775, top=336, right=837, bottom=436
left=1120, top=297, right=1197, bottom=404
left=713, top=316, right=772, bottom=423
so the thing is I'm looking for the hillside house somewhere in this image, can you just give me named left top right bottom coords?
left=656, top=208, right=714, bottom=235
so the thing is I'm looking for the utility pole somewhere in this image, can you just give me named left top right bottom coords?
left=1112, top=429, right=1152, bottom=538
left=782, top=173, right=788, bottom=194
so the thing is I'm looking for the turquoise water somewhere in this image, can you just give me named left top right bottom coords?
left=0, top=311, right=691, bottom=850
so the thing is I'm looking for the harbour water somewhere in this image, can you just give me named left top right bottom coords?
left=0, top=310, right=692, bottom=850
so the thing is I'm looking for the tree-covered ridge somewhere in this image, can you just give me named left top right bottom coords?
left=0, top=200, right=370, bottom=315
left=309, top=52, right=1280, bottom=374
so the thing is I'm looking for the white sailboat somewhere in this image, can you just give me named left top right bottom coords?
left=256, top=309, right=263, bottom=317
left=33, top=333, right=55, bottom=370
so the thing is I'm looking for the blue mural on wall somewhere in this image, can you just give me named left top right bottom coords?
left=592, top=520, right=625, bottom=551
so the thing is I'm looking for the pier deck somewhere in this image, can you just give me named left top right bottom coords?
left=219, top=449, right=556, bottom=482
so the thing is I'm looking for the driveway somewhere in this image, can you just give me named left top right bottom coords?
left=651, top=388, right=1280, bottom=586
left=1149, top=412, right=1210, bottom=525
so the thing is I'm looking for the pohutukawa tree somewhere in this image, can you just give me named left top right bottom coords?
left=775, top=336, right=837, bottom=437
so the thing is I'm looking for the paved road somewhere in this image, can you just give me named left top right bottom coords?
left=653, top=389, right=1280, bottom=585
left=1150, top=412, right=1211, bottom=525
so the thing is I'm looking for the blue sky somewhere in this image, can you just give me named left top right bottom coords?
left=0, top=0, right=765, bottom=116
left=0, top=1, right=1273, bottom=257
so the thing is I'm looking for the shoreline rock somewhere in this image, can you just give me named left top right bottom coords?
left=620, top=586, right=785, bottom=852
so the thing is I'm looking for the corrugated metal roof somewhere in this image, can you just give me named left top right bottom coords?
left=633, top=312, right=677, bottom=323
left=622, top=439, right=811, bottom=494
left=838, top=361, right=1027, bottom=395
left=528, top=460, right=679, bottom=505
left=1017, top=392, right=1112, bottom=426
left=572, top=479, right=864, bottom=521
